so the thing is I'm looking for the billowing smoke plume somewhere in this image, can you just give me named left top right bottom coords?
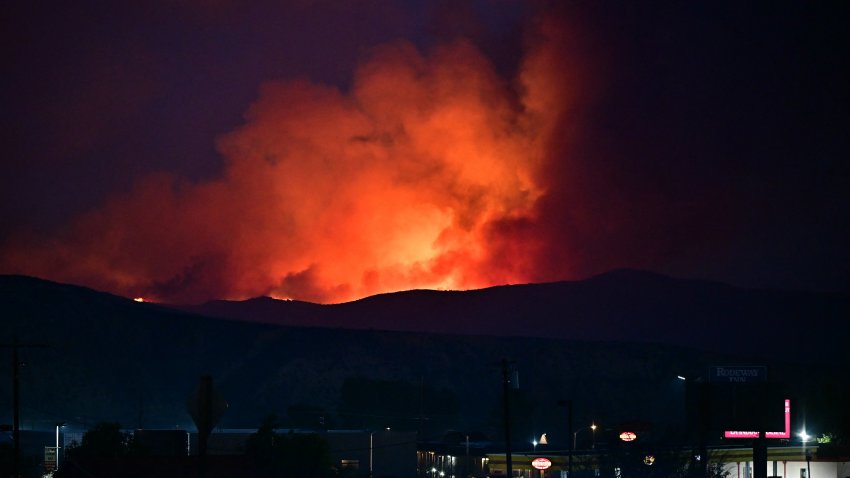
left=1, top=13, right=582, bottom=304
left=6, top=2, right=846, bottom=299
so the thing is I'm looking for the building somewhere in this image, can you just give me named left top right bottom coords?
left=485, top=445, right=850, bottom=478
left=195, top=428, right=417, bottom=478
left=417, top=431, right=494, bottom=478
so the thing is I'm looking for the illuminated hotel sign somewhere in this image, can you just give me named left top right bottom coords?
left=531, top=458, right=552, bottom=470
left=619, top=431, right=636, bottom=442
left=709, top=366, right=767, bottom=383
left=724, top=399, right=791, bottom=439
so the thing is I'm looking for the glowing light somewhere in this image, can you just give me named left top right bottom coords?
left=643, top=455, right=655, bottom=466
left=133, top=297, right=145, bottom=302
left=532, top=458, right=552, bottom=470
left=619, top=431, right=636, bottom=442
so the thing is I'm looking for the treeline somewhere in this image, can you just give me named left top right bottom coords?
left=52, top=419, right=336, bottom=478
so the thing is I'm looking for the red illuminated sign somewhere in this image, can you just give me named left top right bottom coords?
left=532, top=458, right=552, bottom=470
left=619, top=431, right=637, bottom=442
left=724, top=399, right=791, bottom=439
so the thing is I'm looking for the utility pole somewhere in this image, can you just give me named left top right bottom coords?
left=557, top=400, right=573, bottom=478
left=501, top=359, right=514, bottom=478
left=465, top=434, right=470, bottom=478
left=419, top=376, right=425, bottom=441
left=12, top=341, right=21, bottom=478
left=2, top=338, right=48, bottom=478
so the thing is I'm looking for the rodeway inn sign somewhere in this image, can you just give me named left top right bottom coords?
left=709, top=366, right=767, bottom=383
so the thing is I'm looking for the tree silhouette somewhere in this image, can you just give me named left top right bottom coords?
left=246, top=414, right=333, bottom=477
left=77, top=422, right=132, bottom=458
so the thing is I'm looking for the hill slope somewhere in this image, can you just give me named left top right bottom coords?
left=179, top=269, right=850, bottom=365
left=1, top=273, right=847, bottom=446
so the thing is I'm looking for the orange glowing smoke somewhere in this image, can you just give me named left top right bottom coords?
left=1, top=18, right=581, bottom=304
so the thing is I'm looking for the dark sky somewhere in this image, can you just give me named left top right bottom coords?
left=2, top=1, right=848, bottom=303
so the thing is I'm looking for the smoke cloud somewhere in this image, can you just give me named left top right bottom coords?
left=1, top=13, right=588, bottom=304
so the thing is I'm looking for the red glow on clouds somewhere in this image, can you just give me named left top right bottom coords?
left=1, top=15, right=584, bottom=304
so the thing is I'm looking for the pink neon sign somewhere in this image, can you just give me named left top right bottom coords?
left=724, top=399, right=790, bottom=439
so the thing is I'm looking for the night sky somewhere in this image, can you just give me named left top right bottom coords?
left=2, top=1, right=848, bottom=303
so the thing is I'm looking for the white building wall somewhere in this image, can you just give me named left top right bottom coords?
left=795, top=460, right=836, bottom=478
left=718, top=460, right=840, bottom=478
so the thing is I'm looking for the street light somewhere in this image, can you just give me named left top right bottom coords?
left=798, top=430, right=811, bottom=442
left=591, top=424, right=597, bottom=449
left=532, top=433, right=548, bottom=452
left=573, top=423, right=598, bottom=449
left=55, top=422, right=65, bottom=470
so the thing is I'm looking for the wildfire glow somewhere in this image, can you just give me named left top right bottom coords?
left=0, top=13, right=584, bottom=304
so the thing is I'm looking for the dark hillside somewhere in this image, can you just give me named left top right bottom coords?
left=1, top=274, right=848, bottom=449
left=180, top=270, right=850, bottom=366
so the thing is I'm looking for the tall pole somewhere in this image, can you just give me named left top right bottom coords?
left=55, top=424, right=61, bottom=470
left=2, top=338, right=47, bottom=478
left=567, top=400, right=573, bottom=478
left=592, top=424, right=596, bottom=449
left=12, top=341, right=21, bottom=478
left=556, top=400, right=574, bottom=478
left=501, top=359, right=513, bottom=478
left=465, top=434, right=470, bottom=478
left=698, top=382, right=708, bottom=478
left=419, top=377, right=425, bottom=440
left=805, top=449, right=812, bottom=478
left=753, top=431, right=767, bottom=478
